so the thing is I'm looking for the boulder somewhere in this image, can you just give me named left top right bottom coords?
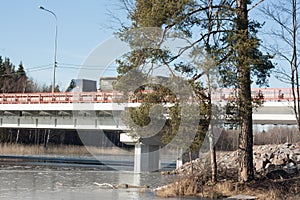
left=266, top=169, right=290, bottom=180
left=255, top=158, right=269, bottom=172
left=265, top=163, right=275, bottom=171
left=283, top=161, right=298, bottom=174
left=294, top=155, right=300, bottom=162
left=291, top=149, right=300, bottom=155
left=271, top=155, right=286, bottom=166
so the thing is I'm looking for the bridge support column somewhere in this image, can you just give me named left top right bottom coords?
left=134, top=143, right=160, bottom=173
left=176, top=148, right=183, bottom=169
left=176, top=158, right=183, bottom=169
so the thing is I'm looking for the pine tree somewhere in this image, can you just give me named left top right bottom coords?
left=236, top=0, right=255, bottom=182
left=66, top=79, right=76, bottom=92
left=117, top=0, right=274, bottom=183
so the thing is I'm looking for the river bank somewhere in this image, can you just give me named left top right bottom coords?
left=156, top=143, right=300, bottom=199
left=0, top=143, right=133, bottom=156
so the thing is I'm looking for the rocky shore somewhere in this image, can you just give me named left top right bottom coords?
left=157, top=143, right=300, bottom=199
left=169, top=143, right=300, bottom=179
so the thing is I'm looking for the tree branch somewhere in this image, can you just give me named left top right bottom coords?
left=248, top=0, right=265, bottom=12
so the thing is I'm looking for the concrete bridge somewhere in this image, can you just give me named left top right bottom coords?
left=0, top=88, right=298, bottom=172
left=0, top=88, right=297, bottom=128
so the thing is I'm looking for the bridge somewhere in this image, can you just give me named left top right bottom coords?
left=0, top=88, right=296, bottom=128
left=0, top=88, right=298, bottom=172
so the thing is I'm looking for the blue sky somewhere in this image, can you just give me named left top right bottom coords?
left=0, top=0, right=126, bottom=90
left=0, top=0, right=289, bottom=90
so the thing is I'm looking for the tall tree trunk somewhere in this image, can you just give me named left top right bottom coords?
left=207, top=74, right=217, bottom=184
left=9, top=129, right=12, bottom=144
left=34, top=129, right=38, bottom=145
left=43, top=129, right=47, bottom=146
left=60, top=131, right=65, bottom=145
left=290, top=0, right=300, bottom=132
left=209, top=125, right=217, bottom=183
left=236, top=0, right=254, bottom=182
left=207, top=0, right=217, bottom=183
left=29, top=130, right=32, bottom=143
left=15, top=129, right=19, bottom=144
left=45, top=130, right=50, bottom=149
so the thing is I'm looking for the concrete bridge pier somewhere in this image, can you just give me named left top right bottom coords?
left=134, top=143, right=160, bottom=173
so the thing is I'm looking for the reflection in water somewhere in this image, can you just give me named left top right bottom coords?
left=0, top=165, right=196, bottom=200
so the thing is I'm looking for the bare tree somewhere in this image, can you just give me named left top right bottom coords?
left=261, top=0, right=300, bottom=131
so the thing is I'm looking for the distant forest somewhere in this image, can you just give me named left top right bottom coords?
left=0, top=128, right=126, bottom=148
left=0, top=56, right=60, bottom=93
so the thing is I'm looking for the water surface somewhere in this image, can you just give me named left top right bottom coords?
left=0, top=164, right=197, bottom=200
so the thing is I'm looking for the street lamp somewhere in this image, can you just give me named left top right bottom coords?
left=39, top=6, right=57, bottom=94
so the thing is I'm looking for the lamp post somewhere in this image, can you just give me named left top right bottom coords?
left=39, top=6, right=57, bottom=94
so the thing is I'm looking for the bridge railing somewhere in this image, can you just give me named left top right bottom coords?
left=211, top=88, right=294, bottom=102
left=0, top=92, right=121, bottom=104
left=0, top=88, right=295, bottom=104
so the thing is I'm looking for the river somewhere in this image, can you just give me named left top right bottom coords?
left=0, top=164, right=198, bottom=200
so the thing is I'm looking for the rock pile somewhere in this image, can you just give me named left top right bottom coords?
left=253, top=143, right=299, bottom=176
left=169, top=143, right=300, bottom=179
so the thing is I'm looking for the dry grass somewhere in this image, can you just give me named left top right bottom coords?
left=0, top=143, right=133, bottom=156
left=240, top=176, right=300, bottom=200
left=155, top=176, right=200, bottom=198
left=156, top=170, right=300, bottom=199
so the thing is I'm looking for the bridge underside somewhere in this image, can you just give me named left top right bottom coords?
left=252, top=118, right=296, bottom=125
left=0, top=115, right=296, bottom=130
left=0, top=102, right=297, bottom=129
left=252, top=102, right=297, bottom=125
